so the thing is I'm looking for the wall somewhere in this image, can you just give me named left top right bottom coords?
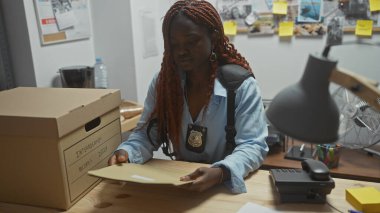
left=212, top=0, right=380, bottom=100
left=124, top=0, right=380, bottom=102
left=232, top=35, right=380, bottom=99
left=129, top=0, right=172, bottom=103
left=90, top=0, right=173, bottom=103
left=4, top=0, right=379, bottom=103
left=2, top=0, right=95, bottom=88
left=90, top=0, right=137, bottom=101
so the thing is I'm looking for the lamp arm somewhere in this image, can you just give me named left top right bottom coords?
left=329, top=67, right=380, bottom=111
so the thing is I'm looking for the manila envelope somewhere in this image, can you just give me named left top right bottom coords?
left=88, top=159, right=193, bottom=186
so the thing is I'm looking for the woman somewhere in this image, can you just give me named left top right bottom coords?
left=108, top=0, right=268, bottom=194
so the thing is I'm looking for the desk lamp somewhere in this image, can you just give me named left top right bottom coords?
left=266, top=46, right=380, bottom=145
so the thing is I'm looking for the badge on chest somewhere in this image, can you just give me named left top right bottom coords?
left=186, top=124, right=207, bottom=153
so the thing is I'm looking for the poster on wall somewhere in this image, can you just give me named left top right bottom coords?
left=33, top=0, right=91, bottom=45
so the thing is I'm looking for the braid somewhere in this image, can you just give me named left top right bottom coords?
left=148, top=0, right=252, bottom=156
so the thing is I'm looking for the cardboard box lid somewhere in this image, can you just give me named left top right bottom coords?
left=0, top=87, right=121, bottom=139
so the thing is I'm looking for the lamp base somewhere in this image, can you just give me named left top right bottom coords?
left=285, top=145, right=314, bottom=161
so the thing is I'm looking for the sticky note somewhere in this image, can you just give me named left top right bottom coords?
left=346, top=187, right=380, bottom=213
left=370, top=0, right=380, bottom=11
left=273, top=1, right=288, bottom=15
left=223, top=20, right=237, bottom=36
left=355, top=20, right=373, bottom=36
left=279, top=21, right=294, bottom=37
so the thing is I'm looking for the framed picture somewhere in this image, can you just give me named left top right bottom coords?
left=33, top=0, right=91, bottom=45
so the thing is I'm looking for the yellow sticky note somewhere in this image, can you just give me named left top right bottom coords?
left=273, top=1, right=288, bottom=15
left=370, top=0, right=380, bottom=11
left=223, top=20, right=237, bottom=36
left=346, top=187, right=380, bottom=213
left=279, top=21, right=294, bottom=37
left=355, top=20, right=373, bottom=36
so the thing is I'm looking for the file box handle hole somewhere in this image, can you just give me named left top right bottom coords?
left=85, top=117, right=101, bottom=132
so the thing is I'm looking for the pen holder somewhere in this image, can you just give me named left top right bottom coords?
left=316, top=144, right=341, bottom=169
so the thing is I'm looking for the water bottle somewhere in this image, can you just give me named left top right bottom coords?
left=94, top=57, right=108, bottom=89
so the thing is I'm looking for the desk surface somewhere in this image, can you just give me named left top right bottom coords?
left=262, top=141, right=380, bottom=183
left=1, top=159, right=380, bottom=213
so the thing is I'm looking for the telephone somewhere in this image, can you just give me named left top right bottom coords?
left=270, top=159, right=335, bottom=203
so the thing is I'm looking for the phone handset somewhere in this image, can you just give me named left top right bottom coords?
left=301, top=159, right=331, bottom=181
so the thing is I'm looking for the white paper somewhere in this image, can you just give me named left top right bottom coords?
left=237, top=202, right=281, bottom=213
left=245, top=13, right=257, bottom=25
left=55, top=10, right=78, bottom=30
left=140, top=9, right=159, bottom=59
left=65, top=0, right=91, bottom=39
left=35, top=0, right=59, bottom=34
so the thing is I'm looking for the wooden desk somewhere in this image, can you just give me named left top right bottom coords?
left=1, top=159, right=380, bottom=213
left=262, top=141, right=380, bottom=183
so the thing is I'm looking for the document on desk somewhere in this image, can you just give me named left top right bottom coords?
left=237, top=202, right=281, bottom=213
left=88, top=160, right=193, bottom=186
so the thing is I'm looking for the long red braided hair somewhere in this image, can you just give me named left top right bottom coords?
left=149, top=0, right=252, bottom=156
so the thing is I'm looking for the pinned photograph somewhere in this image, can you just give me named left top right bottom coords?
left=248, top=13, right=275, bottom=36
left=216, top=0, right=254, bottom=31
left=298, top=0, right=323, bottom=22
left=326, top=16, right=344, bottom=46
left=339, top=0, right=370, bottom=20
left=294, top=23, right=325, bottom=36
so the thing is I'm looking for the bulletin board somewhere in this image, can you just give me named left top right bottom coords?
left=216, top=0, right=380, bottom=36
left=33, top=0, right=91, bottom=45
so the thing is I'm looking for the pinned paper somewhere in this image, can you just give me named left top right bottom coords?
left=245, top=13, right=257, bottom=26
left=223, top=20, right=237, bottom=36
left=272, top=1, right=288, bottom=15
left=355, top=20, right=373, bottom=36
left=370, top=0, right=380, bottom=11
left=54, top=10, right=78, bottom=31
left=279, top=21, right=294, bottom=37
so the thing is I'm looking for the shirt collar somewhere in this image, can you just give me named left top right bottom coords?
left=180, top=73, right=227, bottom=98
left=214, top=78, right=227, bottom=97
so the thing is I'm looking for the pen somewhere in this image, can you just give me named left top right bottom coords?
left=299, top=144, right=305, bottom=153
left=348, top=210, right=362, bottom=213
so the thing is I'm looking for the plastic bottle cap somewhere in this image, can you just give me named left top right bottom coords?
left=96, top=57, right=102, bottom=63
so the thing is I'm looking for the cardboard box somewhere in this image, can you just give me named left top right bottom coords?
left=0, top=87, right=122, bottom=210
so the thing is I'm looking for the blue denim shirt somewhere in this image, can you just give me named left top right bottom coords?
left=116, top=72, right=269, bottom=194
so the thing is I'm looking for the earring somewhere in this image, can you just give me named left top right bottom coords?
left=209, top=51, right=217, bottom=62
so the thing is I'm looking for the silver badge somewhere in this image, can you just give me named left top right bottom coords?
left=188, top=130, right=203, bottom=147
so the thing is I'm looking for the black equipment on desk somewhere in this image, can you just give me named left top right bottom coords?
left=270, top=159, right=335, bottom=203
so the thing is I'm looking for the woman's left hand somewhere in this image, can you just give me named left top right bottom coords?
left=179, top=167, right=222, bottom=192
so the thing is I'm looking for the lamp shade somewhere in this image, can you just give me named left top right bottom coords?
left=266, top=53, right=340, bottom=144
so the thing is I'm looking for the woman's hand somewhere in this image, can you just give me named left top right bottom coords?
left=108, top=149, right=129, bottom=165
left=179, top=167, right=222, bottom=192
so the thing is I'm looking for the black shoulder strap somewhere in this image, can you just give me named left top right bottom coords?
left=217, top=64, right=254, bottom=156
left=147, top=118, right=176, bottom=160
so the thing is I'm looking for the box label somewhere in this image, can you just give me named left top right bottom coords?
left=64, top=119, right=121, bottom=201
